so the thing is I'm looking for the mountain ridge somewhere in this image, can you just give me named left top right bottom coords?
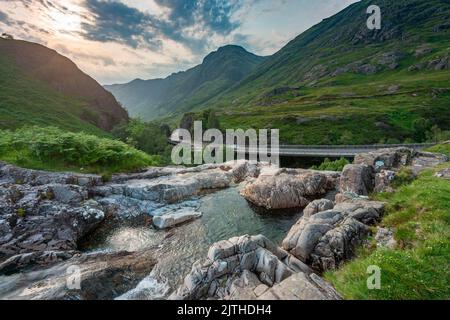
left=0, top=38, right=129, bottom=132
left=105, top=45, right=267, bottom=120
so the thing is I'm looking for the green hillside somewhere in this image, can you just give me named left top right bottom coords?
left=201, top=0, right=450, bottom=144
left=0, top=38, right=129, bottom=133
left=105, top=45, right=266, bottom=120
left=0, top=54, right=106, bottom=135
left=125, top=0, right=449, bottom=145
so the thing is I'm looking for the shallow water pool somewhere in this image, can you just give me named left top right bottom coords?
left=83, top=187, right=303, bottom=299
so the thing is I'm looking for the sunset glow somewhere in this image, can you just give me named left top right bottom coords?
left=0, top=0, right=358, bottom=84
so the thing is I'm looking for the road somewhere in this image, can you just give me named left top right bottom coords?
left=169, top=140, right=435, bottom=158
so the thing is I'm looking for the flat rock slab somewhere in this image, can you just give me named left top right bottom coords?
left=153, top=209, right=203, bottom=229
left=0, top=250, right=156, bottom=300
left=258, top=272, right=342, bottom=300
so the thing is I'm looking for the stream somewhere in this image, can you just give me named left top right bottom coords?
left=81, top=186, right=303, bottom=300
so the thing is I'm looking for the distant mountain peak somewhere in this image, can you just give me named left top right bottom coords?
left=106, top=45, right=266, bottom=120
left=203, top=45, right=261, bottom=63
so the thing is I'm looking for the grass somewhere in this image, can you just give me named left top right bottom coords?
left=0, top=55, right=107, bottom=135
left=426, top=143, right=450, bottom=158
left=215, top=70, right=450, bottom=145
left=0, top=127, right=161, bottom=176
left=325, top=164, right=450, bottom=300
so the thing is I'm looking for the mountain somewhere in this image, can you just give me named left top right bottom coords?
left=0, top=39, right=129, bottom=133
left=190, top=0, right=450, bottom=144
left=105, top=45, right=266, bottom=120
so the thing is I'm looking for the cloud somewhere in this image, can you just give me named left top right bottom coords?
left=0, top=10, right=9, bottom=23
left=0, top=0, right=362, bottom=84
left=155, top=0, right=242, bottom=34
left=81, top=0, right=245, bottom=53
left=82, top=0, right=160, bottom=49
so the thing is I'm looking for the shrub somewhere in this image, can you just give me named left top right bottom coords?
left=17, top=208, right=26, bottom=218
left=0, top=126, right=160, bottom=174
left=391, top=167, right=415, bottom=188
left=311, top=157, right=350, bottom=171
left=112, top=119, right=172, bottom=165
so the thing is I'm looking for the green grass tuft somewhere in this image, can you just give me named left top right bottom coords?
left=426, top=143, right=450, bottom=158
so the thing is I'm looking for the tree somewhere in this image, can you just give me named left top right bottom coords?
left=339, top=130, right=354, bottom=145
left=412, top=118, right=431, bottom=142
left=206, top=111, right=220, bottom=130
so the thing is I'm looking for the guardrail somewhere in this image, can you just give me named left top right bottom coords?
left=168, top=139, right=434, bottom=150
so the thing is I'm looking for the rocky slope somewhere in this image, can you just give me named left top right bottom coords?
left=0, top=147, right=446, bottom=300
left=0, top=160, right=263, bottom=299
left=0, top=39, right=128, bottom=132
left=105, top=45, right=266, bottom=120
left=172, top=147, right=447, bottom=300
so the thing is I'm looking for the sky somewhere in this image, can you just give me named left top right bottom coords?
left=0, top=0, right=359, bottom=84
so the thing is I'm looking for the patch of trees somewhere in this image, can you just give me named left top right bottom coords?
left=112, top=119, right=173, bottom=165
left=179, top=110, right=221, bottom=134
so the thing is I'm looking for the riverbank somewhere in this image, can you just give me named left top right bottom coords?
left=326, top=163, right=450, bottom=299
left=0, top=145, right=448, bottom=300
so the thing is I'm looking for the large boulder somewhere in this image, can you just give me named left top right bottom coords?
left=354, top=147, right=415, bottom=172
left=226, top=268, right=342, bottom=301
left=240, top=170, right=339, bottom=209
left=169, top=235, right=313, bottom=300
left=282, top=199, right=385, bottom=272
left=339, top=164, right=374, bottom=196
left=0, top=203, right=105, bottom=259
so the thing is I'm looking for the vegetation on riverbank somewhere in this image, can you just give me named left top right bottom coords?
left=311, top=157, right=350, bottom=171
left=326, top=164, right=450, bottom=300
left=426, top=143, right=450, bottom=158
left=112, top=119, right=173, bottom=165
left=0, top=127, right=160, bottom=176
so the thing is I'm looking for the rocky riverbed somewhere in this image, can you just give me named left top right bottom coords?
left=0, top=149, right=447, bottom=300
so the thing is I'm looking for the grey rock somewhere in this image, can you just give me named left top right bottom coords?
left=257, top=272, right=342, bottom=300
left=0, top=164, right=103, bottom=187
left=153, top=209, right=202, bottom=229
left=375, top=227, right=397, bottom=249
left=283, top=199, right=385, bottom=272
left=354, top=147, right=415, bottom=172
left=339, top=164, right=374, bottom=196
left=0, top=250, right=156, bottom=300
left=303, top=199, right=334, bottom=218
left=412, top=152, right=449, bottom=175
left=374, top=170, right=396, bottom=193
left=169, top=235, right=313, bottom=300
left=240, top=169, right=338, bottom=209
left=435, top=168, right=450, bottom=180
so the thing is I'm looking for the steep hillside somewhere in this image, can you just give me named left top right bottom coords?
left=0, top=39, right=129, bottom=132
left=105, top=45, right=266, bottom=120
left=204, top=0, right=450, bottom=144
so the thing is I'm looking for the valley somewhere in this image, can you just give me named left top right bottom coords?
left=0, top=0, right=448, bottom=303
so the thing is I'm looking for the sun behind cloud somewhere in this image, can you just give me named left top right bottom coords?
left=47, top=5, right=83, bottom=34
